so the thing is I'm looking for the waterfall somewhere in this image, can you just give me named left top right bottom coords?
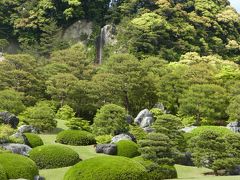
left=96, top=26, right=106, bottom=65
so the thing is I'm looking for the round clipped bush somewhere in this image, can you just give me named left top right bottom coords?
left=56, top=130, right=96, bottom=146
left=24, top=133, right=44, bottom=148
left=185, top=126, right=234, bottom=141
left=148, top=164, right=177, bottom=180
left=29, top=145, right=80, bottom=169
left=116, top=140, right=140, bottom=158
left=0, top=153, right=38, bottom=180
left=0, top=164, right=7, bottom=180
left=64, top=156, right=147, bottom=180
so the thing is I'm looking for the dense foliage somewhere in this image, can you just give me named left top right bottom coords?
left=0, top=164, right=7, bottom=180
left=19, top=101, right=57, bottom=132
left=56, top=130, right=96, bottom=146
left=116, top=140, right=140, bottom=158
left=29, top=144, right=80, bottom=169
left=24, top=133, right=44, bottom=148
left=0, top=153, right=39, bottom=180
left=188, top=130, right=240, bottom=174
left=92, top=104, right=129, bottom=135
left=64, top=156, right=147, bottom=180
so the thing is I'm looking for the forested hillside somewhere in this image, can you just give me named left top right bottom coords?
left=0, top=1, right=240, bottom=180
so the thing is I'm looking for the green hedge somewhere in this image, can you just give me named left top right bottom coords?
left=64, top=156, right=147, bottom=180
left=116, top=140, right=140, bottom=158
left=56, top=130, right=96, bottom=146
left=0, top=164, right=7, bottom=180
left=29, top=145, right=80, bottom=169
left=0, top=153, right=38, bottom=180
left=24, top=133, right=44, bottom=148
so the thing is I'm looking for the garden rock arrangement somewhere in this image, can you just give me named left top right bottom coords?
left=18, top=125, right=38, bottom=134
left=0, top=112, right=19, bottom=128
left=226, top=121, right=240, bottom=133
left=0, top=143, right=32, bottom=156
left=134, top=109, right=154, bottom=129
left=95, top=144, right=117, bottom=155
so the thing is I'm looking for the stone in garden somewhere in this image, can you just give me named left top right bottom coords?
left=230, top=165, right=240, bottom=175
left=143, top=126, right=154, bottom=133
left=10, top=132, right=29, bottom=144
left=34, top=175, right=45, bottom=180
left=111, top=134, right=133, bottom=143
left=18, top=125, right=38, bottom=133
left=134, top=109, right=154, bottom=128
left=0, top=143, right=32, bottom=156
left=125, top=115, right=133, bottom=124
left=96, top=144, right=117, bottom=155
left=226, top=121, right=240, bottom=133
left=0, top=112, right=19, bottom=128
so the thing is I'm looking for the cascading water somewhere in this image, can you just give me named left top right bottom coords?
left=96, top=27, right=105, bottom=65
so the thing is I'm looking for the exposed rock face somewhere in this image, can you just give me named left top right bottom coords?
left=0, top=112, right=19, bottom=128
left=96, top=144, right=117, bottom=155
left=181, top=126, right=197, bottom=133
left=96, top=24, right=117, bottom=64
left=0, top=143, right=32, bottom=156
left=134, top=109, right=154, bottom=128
left=226, top=121, right=240, bottom=133
left=111, top=134, right=133, bottom=143
left=62, top=20, right=93, bottom=44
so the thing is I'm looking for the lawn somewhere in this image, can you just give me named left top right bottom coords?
left=39, top=120, right=240, bottom=180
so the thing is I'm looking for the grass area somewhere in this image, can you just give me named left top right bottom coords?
left=175, top=165, right=240, bottom=180
left=40, top=167, right=70, bottom=180
left=39, top=120, right=240, bottom=180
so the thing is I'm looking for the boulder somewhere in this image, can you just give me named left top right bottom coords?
left=10, top=132, right=30, bottom=145
left=134, top=109, right=154, bottom=128
left=96, top=144, right=117, bottom=155
left=181, top=126, right=197, bottom=133
left=0, top=112, right=19, bottom=128
left=226, top=121, right=240, bottom=133
left=18, top=125, right=38, bottom=134
left=230, top=165, right=240, bottom=175
left=100, top=24, right=117, bottom=46
left=0, top=143, right=32, bottom=156
left=111, top=134, right=133, bottom=143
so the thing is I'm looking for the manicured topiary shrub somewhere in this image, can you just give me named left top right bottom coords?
left=29, top=145, right=80, bottom=169
left=133, top=156, right=177, bottom=179
left=0, top=153, right=38, bottom=180
left=24, top=133, right=44, bottom=148
left=0, top=164, right=7, bottom=180
left=56, top=130, right=96, bottom=146
left=148, top=164, right=177, bottom=180
left=186, top=126, right=234, bottom=140
left=116, top=140, right=140, bottom=158
left=64, top=156, right=147, bottom=180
